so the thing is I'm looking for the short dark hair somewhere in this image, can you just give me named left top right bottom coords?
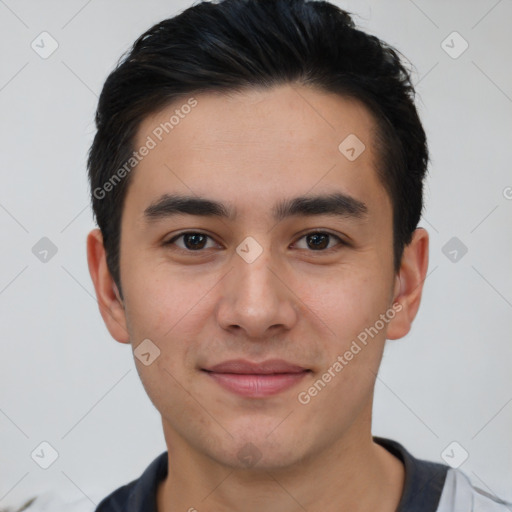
left=87, top=0, right=428, bottom=295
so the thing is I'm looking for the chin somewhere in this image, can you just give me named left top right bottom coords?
left=207, top=427, right=309, bottom=471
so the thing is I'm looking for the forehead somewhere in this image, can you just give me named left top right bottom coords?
left=128, top=84, right=390, bottom=221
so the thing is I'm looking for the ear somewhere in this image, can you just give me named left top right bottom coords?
left=386, top=228, right=429, bottom=340
left=86, top=228, right=130, bottom=344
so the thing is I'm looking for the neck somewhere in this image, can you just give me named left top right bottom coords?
left=156, top=405, right=404, bottom=512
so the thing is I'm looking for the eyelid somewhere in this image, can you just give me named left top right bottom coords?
left=165, top=229, right=348, bottom=252
left=165, top=230, right=220, bottom=249
left=291, top=230, right=346, bottom=251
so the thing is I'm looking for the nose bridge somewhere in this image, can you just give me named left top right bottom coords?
left=237, top=243, right=276, bottom=301
left=234, top=237, right=279, bottom=309
left=217, top=237, right=297, bottom=336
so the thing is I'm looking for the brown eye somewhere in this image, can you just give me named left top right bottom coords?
left=294, top=231, right=344, bottom=251
left=166, top=232, right=215, bottom=251
left=165, top=230, right=345, bottom=254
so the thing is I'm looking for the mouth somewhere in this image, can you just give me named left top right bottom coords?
left=201, top=359, right=312, bottom=398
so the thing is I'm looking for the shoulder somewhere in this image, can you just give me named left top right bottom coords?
left=437, top=468, right=512, bottom=512
left=94, top=479, right=137, bottom=511
left=14, top=491, right=101, bottom=512
left=95, top=451, right=168, bottom=512
left=373, top=436, right=511, bottom=512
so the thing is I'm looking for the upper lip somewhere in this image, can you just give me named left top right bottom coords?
left=203, top=359, right=309, bottom=374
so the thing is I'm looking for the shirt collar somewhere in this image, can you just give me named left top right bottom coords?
left=100, top=436, right=448, bottom=512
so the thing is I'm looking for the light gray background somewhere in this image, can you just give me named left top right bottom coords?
left=1, top=0, right=511, bottom=509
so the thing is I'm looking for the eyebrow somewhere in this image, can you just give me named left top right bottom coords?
left=143, top=192, right=368, bottom=223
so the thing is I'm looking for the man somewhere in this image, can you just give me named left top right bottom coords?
left=85, top=0, right=511, bottom=510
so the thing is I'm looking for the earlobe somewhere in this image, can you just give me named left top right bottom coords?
left=86, top=228, right=130, bottom=344
left=386, top=228, right=429, bottom=341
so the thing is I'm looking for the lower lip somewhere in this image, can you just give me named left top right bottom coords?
left=204, top=371, right=309, bottom=398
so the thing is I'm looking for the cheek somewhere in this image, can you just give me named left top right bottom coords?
left=124, top=261, right=194, bottom=333
left=299, top=263, right=391, bottom=343
left=123, top=267, right=214, bottom=373
left=126, top=290, right=203, bottom=416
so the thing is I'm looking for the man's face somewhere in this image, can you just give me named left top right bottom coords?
left=116, top=84, right=399, bottom=469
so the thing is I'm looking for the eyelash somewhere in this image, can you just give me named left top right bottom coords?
left=164, top=230, right=347, bottom=254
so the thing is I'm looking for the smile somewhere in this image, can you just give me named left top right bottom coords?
left=201, top=358, right=311, bottom=398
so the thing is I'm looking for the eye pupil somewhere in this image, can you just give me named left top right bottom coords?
left=307, top=233, right=329, bottom=250
left=184, top=233, right=207, bottom=250
left=170, top=231, right=340, bottom=253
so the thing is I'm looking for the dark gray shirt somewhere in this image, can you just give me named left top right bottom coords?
left=94, top=436, right=509, bottom=511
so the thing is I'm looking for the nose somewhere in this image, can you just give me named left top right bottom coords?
left=216, top=245, right=299, bottom=340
